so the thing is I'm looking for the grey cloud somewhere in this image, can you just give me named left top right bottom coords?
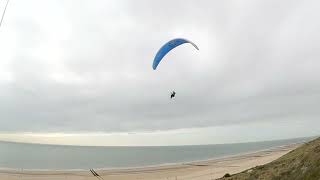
left=0, top=0, right=319, bottom=133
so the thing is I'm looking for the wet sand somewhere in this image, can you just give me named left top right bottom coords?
left=0, top=143, right=301, bottom=180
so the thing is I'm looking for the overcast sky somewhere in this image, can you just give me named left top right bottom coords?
left=0, top=0, right=319, bottom=145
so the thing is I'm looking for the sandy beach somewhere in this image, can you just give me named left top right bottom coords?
left=0, top=143, right=301, bottom=180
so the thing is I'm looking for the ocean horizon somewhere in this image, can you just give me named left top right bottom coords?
left=0, top=136, right=314, bottom=170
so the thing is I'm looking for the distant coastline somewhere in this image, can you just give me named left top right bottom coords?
left=0, top=135, right=314, bottom=147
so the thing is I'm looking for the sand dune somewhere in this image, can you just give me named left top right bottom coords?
left=219, top=137, right=320, bottom=179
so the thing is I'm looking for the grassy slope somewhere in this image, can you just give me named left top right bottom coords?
left=219, top=137, right=320, bottom=180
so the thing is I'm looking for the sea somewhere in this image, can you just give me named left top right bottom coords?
left=0, top=137, right=314, bottom=170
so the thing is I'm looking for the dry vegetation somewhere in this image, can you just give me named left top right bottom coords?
left=219, top=137, right=320, bottom=180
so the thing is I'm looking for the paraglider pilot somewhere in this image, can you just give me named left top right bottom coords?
left=171, top=91, right=176, bottom=99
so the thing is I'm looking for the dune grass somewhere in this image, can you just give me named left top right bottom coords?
left=219, top=137, right=320, bottom=180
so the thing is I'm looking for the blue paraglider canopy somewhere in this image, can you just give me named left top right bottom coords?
left=152, top=38, right=199, bottom=70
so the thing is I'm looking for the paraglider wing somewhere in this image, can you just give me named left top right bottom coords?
left=152, top=38, right=199, bottom=70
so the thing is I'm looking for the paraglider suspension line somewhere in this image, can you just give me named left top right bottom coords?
left=0, top=0, right=10, bottom=29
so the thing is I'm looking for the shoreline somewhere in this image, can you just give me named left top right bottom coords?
left=0, top=142, right=301, bottom=171
left=0, top=143, right=302, bottom=179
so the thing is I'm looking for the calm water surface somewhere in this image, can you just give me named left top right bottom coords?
left=0, top=137, right=313, bottom=170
